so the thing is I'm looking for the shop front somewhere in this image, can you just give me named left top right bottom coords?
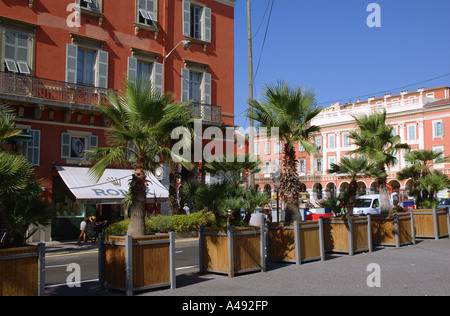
left=52, top=166, right=169, bottom=240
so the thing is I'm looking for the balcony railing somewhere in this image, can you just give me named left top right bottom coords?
left=188, top=102, right=222, bottom=126
left=0, top=71, right=110, bottom=109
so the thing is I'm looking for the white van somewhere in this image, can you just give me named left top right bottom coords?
left=353, top=194, right=396, bottom=215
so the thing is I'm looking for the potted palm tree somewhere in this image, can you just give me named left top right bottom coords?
left=184, top=155, right=268, bottom=278
left=86, top=80, right=193, bottom=295
left=397, top=150, right=450, bottom=240
left=248, top=81, right=321, bottom=222
left=349, top=110, right=410, bottom=214
left=0, top=103, right=50, bottom=296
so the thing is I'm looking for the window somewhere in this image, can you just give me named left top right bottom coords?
left=80, top=0, right=100, bottom=12
left=77, top=48, right=96, bottom=86
left=342, top=133, right=349, bottom=147
left=189, top=71, right=202, bottom=103
left=265, top=142, right=270, bottom=155
left=181, top=68, right=211, bottom=104
left=328, top=156, right=336, bottom=170
left=274, top=141, right=282, bottom=154
left=391, top=126, right=398, bottom=137
left=127, top=50, right=163, bottom=95
left=21, top=129, right=40, bottom=166
left=407, top=124, right=416, bottom=140
left=298, top=159, right=306, bottom=173
left=66, top=43, right=108, bottom=88
left=328, top=134, right=335, bottom=149
left=315, top=136, right=322, bottom=151
left=433, top=121, right=444, bottom=138
left=137, top=0, right=158, bottom=27
left=61, top=132, right=98, bottom=159
left=255, top=143, right=260, bottom=156
left=3, top=30, right=31, bottom=74
left=433, top=146, right=444, bottom=165
left=314, top=158, right=323, bottom=172
left=263, top=161, right=271, bottom=174
left=298, top=142, right=305, bottom=152
left=183, top=1, right=211, bottom=43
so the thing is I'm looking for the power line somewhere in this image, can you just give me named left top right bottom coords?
left=252, top=0, right=271, bottom=39
left=318, top=73, right=450, bottom=106
left=254, top=0, right=274, bottom=82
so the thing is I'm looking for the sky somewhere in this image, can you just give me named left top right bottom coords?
left=233, top=0, right=450, bottom=129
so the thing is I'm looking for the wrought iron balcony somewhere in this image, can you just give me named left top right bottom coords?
left=188, top=102, right=223, bottom=126
left=0, top=71, right=110, bottom=111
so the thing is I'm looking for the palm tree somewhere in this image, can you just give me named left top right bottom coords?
left=398, top=150, right=450, bottom=207
left=349, top=110, right=410, bottom=214
left=202, top=154, right=261, bottom=188
left=328, top=156, right=381, bottom=216
left=0, top=104, right=52, bottom=247
left=86, top=80, right=193, bottom=237
left=248, top=80, right=321, bottom=222
left=0, top=103, right=21, bottom=146
left=419, top=171, right=450, bottom=208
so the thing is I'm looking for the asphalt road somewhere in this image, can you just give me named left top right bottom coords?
left=43, top=237, right=450, bottom=297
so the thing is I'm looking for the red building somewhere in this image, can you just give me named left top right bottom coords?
left=0, top=0, right=236, bottom=240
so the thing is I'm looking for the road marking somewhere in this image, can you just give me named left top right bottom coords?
left=46, top=250, right=98, bottom=258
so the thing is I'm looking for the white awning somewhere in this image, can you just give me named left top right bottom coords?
left=56, top=166, right=168, bottom=205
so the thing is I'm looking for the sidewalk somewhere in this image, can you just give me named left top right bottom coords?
left=42, top=237, right=450, bottom=297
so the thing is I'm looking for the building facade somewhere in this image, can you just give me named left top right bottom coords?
left=254, top=86, right=450, bottom=204
left=0, top=0, right=236, bottom=240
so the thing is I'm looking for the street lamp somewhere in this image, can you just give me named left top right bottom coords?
left=164, top=39, right=191, bottom=59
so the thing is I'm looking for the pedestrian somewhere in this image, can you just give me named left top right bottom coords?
left=263, top=204, right=272, bottom=222
left=77, top=216, right=96, bottom=243
left=183, top=202, right=190, bottom=215
left=305, top=200, right=315, bottom=210
left=445, top=190, right=450, bottom=198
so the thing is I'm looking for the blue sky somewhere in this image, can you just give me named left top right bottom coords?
left=233, top=0, right=450, bottom=128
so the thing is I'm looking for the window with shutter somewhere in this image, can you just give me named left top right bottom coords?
left=26, top=129, right=40, bottom=166
left=182, top=1, right=211, bottom=43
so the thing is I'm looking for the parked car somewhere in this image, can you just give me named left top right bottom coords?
left=438, top=198, right=450, bottom=212
left=353, top=194, right=395, bottom=216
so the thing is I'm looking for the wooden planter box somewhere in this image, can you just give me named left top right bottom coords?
left=199, top=226, right=265, bottom=278
left=268, top=220, right=325, bottom=264
left=98, top=233, right=176, bottom=296
left=323, top=216, right=373, bottom=255
left=0, top=244, right=45, bottom=296
left=412, top=209, right=450, bottom=240
left=371, top=213, right=415, bottom=247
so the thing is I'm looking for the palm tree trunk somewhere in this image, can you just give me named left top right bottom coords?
left=127, top=158, right=147, bottom=237
left=168, top=161, right=179, bottom=216
left=347, top=180, right=358, bottom=217
left=280, top=144, right=302, bottom=222
left=378, top=177, right=391, bottom=214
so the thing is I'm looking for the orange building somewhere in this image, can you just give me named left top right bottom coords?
left=0, top=0, right=236, bottom=240
left=254, top=86, right=450, bottom=204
